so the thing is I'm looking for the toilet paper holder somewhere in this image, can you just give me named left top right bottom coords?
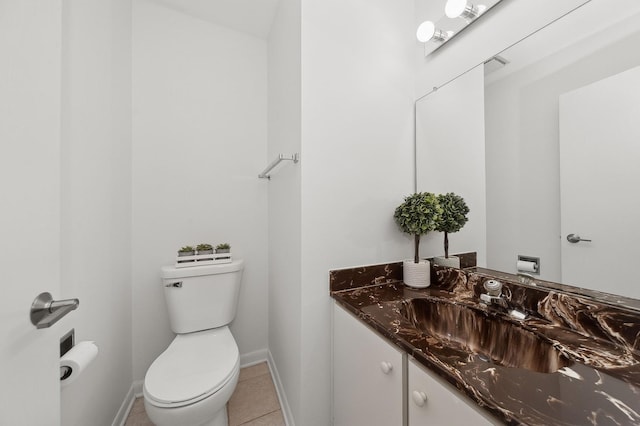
left=517, top=255, right=540, bottom=275
left=30, top=292, right=79, bottom=329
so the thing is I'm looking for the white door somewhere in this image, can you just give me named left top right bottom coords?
left=0, top=1, right=63, bottom=424
left=559, top=65, right=640, bottom=298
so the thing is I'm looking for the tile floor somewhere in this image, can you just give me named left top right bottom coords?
left=125, top=362, right=285, bottom=426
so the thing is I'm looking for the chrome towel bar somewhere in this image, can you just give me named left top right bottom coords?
left=259, top=153, right=299, bottom=179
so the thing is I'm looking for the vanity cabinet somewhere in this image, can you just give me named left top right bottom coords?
left=333, top=303, right=496, bottom=426
left=408, top=357, right=494, bottom=425
left=333, top=304, right=404, bottom=426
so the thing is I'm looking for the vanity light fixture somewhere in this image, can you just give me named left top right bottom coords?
left=445, top=0, right=487, bottom=22
left=417, top=0, right=502, bottom=56
left=416, top=21, right=452, bottom=43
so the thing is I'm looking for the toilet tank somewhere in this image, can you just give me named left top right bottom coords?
left=161, top=260, right=244, bottom=334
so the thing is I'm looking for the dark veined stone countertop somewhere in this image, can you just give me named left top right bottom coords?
left=330, top=262, right=640, bottom=425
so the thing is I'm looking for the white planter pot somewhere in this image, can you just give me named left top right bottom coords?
left=433, top=256, right=460, bottom=269
left=403, top=260, right=431, bottom=288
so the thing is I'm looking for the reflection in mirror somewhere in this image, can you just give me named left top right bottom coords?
left=416, top=0, right=640, bottom=300
left=416, top=66, right=487, bottom=267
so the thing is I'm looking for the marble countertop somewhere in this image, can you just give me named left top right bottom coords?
left=330, top=264, right=640, bottom=425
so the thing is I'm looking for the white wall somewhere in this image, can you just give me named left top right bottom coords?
left=267, top=0, right=302, bottom=422
left=132, top=0, right=269, bottom=381
left=299, top=0, right=416, bottom=424
left=60, top=1, right=133, bottom=425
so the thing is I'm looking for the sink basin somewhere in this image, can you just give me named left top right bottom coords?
left=401, top=298, right=571, bottom=373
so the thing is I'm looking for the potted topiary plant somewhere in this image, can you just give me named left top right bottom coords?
left=394, top=192, right=442, bottom=288
left=177, top=245, right=195, bottom=263
left=216, top=243, right=231, bottom=254
left=434, top=192, right=470, bottom=268
left=196, top=243, right=214, bottom=255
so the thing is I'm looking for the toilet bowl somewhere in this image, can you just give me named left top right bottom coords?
left=144, top=327, right=240, bottom=426
left=143, top=260, right=244, bottom=426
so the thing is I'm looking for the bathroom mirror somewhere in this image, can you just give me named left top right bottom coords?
left=416, top=0, right=640, bottom=301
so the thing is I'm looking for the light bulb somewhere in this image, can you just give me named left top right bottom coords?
left=416, top=21, right=435, bottom=43
left=416, top=21, right=449, bottom=43
left=445, top=0, right=468, bottom=18
left=445, top=0, right=485, bottom=21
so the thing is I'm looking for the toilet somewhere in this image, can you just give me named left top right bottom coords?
left=143, top=260, right=244, bottom=426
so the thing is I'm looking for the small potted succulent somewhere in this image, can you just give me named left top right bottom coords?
left=177, top=245, right=195, bottom=263
left=196, top=243, right=214, bottom=255
left=394, top=192, right=442, bottom=288
left=216, top=243, right=231, bottom=254
left=434, top=192, right=470, bottom=269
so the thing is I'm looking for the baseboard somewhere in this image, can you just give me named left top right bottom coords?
left=133, top=379, right=144, bottom=397
left=268, top=350, right=294, bottom=426
left=111, top=384, right=135, bottom=426
left=240, top=348, right=269, bottom=368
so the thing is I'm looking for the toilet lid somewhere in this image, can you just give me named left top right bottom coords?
left=144, top=327, right=239, bottom=407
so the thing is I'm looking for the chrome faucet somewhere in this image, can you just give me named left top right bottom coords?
left=480, top=280, right=507, bottom=306
left=479, top=280, right=526, bottom=320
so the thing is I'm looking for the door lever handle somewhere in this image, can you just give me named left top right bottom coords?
left=566, top=233, right=592, bottom=243
left=30, top=292, right=79, bottom=329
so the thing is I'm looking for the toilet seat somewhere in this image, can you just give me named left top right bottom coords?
left=144, top=326, right=239, bottom=409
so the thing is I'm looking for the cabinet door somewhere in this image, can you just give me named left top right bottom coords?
left=408, top=358, right=495, bottom=425
left=333, top=304, right=404, bottom=426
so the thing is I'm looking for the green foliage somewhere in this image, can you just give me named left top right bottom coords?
left=394, top=193, right=442, bottom=263
left=216, top=243, right=231, bottom=250
left=179, top=245, right=195, bottom=253
left=394, top=192, right=442, bottom=236
left=435, top=193, right=469, bottom=234
left=196, top=243, right=213, bottom=251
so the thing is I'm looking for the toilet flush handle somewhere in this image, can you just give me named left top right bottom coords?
left=165, top=281, right=183, bottom=288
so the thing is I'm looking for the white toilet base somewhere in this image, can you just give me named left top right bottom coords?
left=203, top=406, right=227, bottom=426
left=144, top=362, right=239, bottom=426
left=145, top=402, right=229, bottom=426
